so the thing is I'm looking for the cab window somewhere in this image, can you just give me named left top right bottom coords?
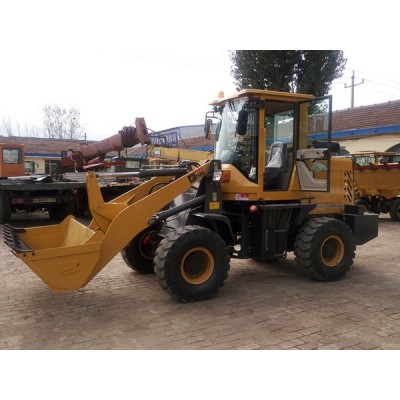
left=2, top=148, right=22, bottom=164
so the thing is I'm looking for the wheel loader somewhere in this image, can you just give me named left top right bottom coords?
left=3, top=89, right=379, bottom=302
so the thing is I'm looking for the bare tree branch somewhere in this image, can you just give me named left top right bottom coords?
left=42, top=104, right=86, bottom=140
left=2, top=116, right=13, bottom=136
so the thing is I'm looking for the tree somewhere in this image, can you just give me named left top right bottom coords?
left=1, top=116, right=41, bottom=137
left=42, top=104, right=86, bottom=140
left=2, top=116, right=13, bottom=136
left=24, top=122, right=41, bottom=137
left=230, top=50, right=346, bottom=96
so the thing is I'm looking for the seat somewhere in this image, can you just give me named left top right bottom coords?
left=264, top=142, right=287, bottom=189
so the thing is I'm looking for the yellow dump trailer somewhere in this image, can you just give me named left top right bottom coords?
left=353, top=151, right=400, bottom=221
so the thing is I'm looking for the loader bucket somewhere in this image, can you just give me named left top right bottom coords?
left=3, top=163, right=213, bottom=293
left=3, top=216, right=104, bottom=292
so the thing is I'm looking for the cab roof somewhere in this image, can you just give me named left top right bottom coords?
left=210, top=89, right=315, bottom=106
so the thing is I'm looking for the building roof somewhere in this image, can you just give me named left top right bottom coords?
left=332, top=100, right=400, bottom=132
left=0, top=136, right=97, bottom=156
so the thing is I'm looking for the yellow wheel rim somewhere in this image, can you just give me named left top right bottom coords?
left=320, top=235, right=345, bottom=268
left=180, top=247, right=215, bottom=285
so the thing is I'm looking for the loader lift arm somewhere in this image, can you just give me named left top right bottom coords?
left=3, top=160, right=223, bottom=292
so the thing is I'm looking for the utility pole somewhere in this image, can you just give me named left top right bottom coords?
left=345, top=70, right=364, bottom=108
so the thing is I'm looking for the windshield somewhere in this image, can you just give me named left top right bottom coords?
left=214, top=97, right=258, bottom=181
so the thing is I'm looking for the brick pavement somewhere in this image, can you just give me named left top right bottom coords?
left=1, top=213, right=399, bottom=350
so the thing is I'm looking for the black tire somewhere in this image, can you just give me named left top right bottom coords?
left=356, top=198, right=370, bottom=212
left=0, top=191, right=12, bottom=224
left=294, top=217, right=355, bottom=282
left=154, top=225, right=230, bottom=302
left=389, top=197, right=400, bottom=222
left=120, top=228, right=157, bottom=274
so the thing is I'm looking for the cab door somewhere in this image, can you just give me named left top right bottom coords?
left=296, top=96, right=333, bottom=192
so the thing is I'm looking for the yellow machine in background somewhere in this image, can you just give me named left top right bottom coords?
left=353, top=151, right=400, bottom=221
left=146, top=145, right=213, bottom=165
left=4, top=89, right=379, bottom=302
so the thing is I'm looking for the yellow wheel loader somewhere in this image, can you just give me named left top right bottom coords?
left=3, top=89, right=379, bottom=302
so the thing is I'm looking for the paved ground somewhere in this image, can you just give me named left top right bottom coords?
left=1, top=211, right=399, bottom=350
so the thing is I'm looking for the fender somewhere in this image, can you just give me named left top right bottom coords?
left=187, top=212, right=235, bottom=246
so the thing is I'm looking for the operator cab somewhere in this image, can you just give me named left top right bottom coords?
left=205, top=89, right=334, bottom=194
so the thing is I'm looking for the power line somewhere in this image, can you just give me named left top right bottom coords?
left=359, top=87, right=400, bottom=99
left=339, top=68, right=400, bottom=102
left=117, top=50, right=231, bottom=73
left=135, top=50, right=231, bottom=68
left=363, top=77, right=400, bottom=91
left=343, top=67, right=400, bottom=88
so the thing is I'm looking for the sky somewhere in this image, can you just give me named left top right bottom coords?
left=1, top=2, right=399, bottom=142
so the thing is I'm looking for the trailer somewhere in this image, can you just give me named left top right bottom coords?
left=353, top=151, right=400, bottom=221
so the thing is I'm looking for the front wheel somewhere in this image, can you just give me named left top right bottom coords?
left=154, top=226, right=230, bottom=302
left=294, top=217, right=355, bottom=282
left=389, top=197, right=400, bottom=221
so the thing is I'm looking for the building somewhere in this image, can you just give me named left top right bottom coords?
left=332, top=100, right=400, bottom=153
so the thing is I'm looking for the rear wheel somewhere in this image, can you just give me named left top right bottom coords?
left=48, top=199, right=75, bottom=221
left=154, top=226, right=230, bottom=302
left=121, top=228, right=157, bottom=274
left=294, top=217, right=355, bottom=282
left=389, top=197, right=400, bottom=221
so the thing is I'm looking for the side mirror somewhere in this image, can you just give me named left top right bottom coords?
left=237, top=110, right=248, bottom=135
left=204, top=118, right=212, bottom=139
